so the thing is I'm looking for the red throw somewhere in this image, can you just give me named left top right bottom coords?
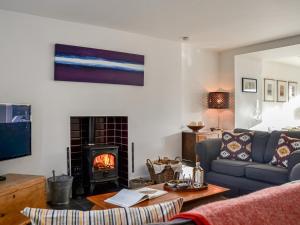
left=172, top=183, right=300, bottom=225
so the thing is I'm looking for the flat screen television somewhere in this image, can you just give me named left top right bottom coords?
left=0, top=104, right=31, bottom=161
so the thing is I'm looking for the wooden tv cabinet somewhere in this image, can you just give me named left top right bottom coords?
left=0, top=174, right=46, bottom=225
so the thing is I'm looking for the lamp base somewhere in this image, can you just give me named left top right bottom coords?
left=0, top=176, right=6, bottom=181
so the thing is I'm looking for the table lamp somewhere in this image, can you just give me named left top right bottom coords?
left=208, top=91, right=229, bottom=130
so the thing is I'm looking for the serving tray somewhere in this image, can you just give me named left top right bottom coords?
left=163, top=182, right=208, bottom=192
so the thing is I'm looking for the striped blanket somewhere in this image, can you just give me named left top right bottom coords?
left=22, top=198, right=183, bottom=225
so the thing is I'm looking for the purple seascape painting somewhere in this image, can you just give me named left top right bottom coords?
left=54, top=44, right=145, bottom=86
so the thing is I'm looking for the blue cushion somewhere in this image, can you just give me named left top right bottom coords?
left=264, top=131, right=300, bottom=163
left=211, top=159, right=255, bottom=177
left=245, top=164, right=288, bottom=185
left=206, top=171, right=274, bottom=194
left=234, top=128, right=270, bottom=163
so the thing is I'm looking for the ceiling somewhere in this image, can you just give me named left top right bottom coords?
left=241, top=44, right=300, bottom=67
left=272, top=56, right=300, bottom=67
left=1, top=0, right=300, bottom=50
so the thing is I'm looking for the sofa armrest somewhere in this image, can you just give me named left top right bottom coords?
left=288, top=150, right=300, bottom=174
left=196, top=138, right=222, bottom=172
left=289, top=163, right=300, bottom=181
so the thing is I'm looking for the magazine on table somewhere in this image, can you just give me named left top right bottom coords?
left=104, top=187, right=167, bottom=208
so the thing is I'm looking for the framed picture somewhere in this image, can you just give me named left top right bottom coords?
left=277, top=80, right=288, bottom=102
left=54, top=44, right=145, bottom=86
left=288, top=81, right=298, bottom=101
left=242, top=78, right=257, bottom=93
left=264, top=79, right=276, bottom=102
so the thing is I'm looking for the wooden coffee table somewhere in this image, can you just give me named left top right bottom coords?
left=87, top=183, right=229, bottom=212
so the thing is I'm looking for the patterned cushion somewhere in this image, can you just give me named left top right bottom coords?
left=271, top=134, right=300, bottom=168
left=21, top=198, right=183, bottom=225
left=219, top=131, right=254, bottom=161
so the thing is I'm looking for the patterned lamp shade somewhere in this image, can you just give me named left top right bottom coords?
left=208, top=92, right=229, bottom=109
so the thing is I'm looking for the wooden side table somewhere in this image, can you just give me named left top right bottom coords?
left=182, top=131, right=221, bottom=163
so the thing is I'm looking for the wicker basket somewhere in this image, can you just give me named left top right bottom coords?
left=146, top=157, right=181, bottom=184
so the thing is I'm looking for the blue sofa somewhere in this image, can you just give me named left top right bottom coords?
left=196, top=129, right=300, bottom=196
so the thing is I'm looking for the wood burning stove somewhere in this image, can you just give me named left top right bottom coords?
left=70, top=116, right=128, bottom=196
left=83, top=145, right=119, bottom=194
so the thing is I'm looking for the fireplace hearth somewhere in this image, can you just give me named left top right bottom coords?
left=70, top=116, right=128, bottom=196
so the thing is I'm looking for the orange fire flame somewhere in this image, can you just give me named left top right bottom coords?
left=93, top=153, right=115, bottom=169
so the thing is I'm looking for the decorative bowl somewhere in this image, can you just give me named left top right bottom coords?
left=187, top=125, right=205, bottom=132
left=166, top=180, right=178, bottom=187
left=176, top=182, right=189, bottom=189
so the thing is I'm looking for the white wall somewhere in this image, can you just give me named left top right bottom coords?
left=234, top=56, right=300, bottom=130
left=0, top=10, right=219, bottom=180
left=262, top=61, right=300, bottom=83
left=0, top=10, right=182, bottom=179
left=181, top=44, right=220, bottom=129
left=219, top=35, right=300, bottom=129
left=234, top=56, right=262, bottom=129
left=258, top=61, right=300, bottom=130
